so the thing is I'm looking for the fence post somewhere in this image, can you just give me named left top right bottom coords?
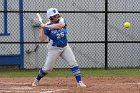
left=105, top=0, right=108, bottom=70
left=19, top=0, right=24, bottom=69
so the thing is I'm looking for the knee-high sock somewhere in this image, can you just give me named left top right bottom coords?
left=36, top=68, right=48, bottom=81
left=70, top=66, right=81, bottom=83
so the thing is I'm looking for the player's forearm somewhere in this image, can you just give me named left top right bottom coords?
left=38, top=28, right=47, bottom=42
left=41, top=23, right=65, bottom=29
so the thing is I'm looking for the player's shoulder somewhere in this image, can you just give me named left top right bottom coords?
left=59, top=17, right=66, bottom=23
left=59, top=17, right=64, bottom=20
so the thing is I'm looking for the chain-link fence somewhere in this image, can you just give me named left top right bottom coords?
left=0, top=0, right=140, bottom=69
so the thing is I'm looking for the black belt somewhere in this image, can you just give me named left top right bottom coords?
left=52, top=44, right=66, bottom=48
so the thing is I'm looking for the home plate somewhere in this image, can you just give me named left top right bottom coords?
left=9, top=86, right=33, bottom=90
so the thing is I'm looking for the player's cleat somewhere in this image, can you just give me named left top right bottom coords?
left=32, top=79, right=39, bottom=87
left=77, top=81, right=87, bottom=87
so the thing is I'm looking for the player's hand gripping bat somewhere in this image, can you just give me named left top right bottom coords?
left=33, top=13, right=43, bottom=27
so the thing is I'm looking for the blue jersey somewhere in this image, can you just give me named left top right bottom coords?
left=44, top=17, right=67, bottom=47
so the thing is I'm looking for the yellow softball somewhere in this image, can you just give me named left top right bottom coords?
left=123, top=22, right=131, bottom=28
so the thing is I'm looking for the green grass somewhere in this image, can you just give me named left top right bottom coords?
left=82, top=68, right=140, bottom=77
left=0, top=68, right=139, bottom=77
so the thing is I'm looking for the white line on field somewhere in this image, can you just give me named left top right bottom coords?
left=40, top=89, right=69, bottom=93
left=127, top=83, right=140, bottom=85
left=0, top=90, right=40, bottom=93
left=0, top=82, right=31, bottom=85
left=0, top=82, right=69, bottom=93
left=0, top=90, right=25, bottom=93
left=92, top=82, right=140, bottom=85
left=0, top=88, right=8, bottom=90
left=9, top=86, right=33, bottom=90
left=0, top=82, right=140, bottom=87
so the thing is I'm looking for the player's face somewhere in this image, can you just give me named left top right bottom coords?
left=50, top=14, right=59, bottom=22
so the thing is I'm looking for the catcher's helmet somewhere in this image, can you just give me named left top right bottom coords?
left=47, top=8, right=59, bottom=19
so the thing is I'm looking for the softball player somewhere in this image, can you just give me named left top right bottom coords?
left=32, top=8, right=86, bottom=87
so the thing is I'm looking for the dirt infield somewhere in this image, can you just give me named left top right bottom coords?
left=0, top=77, right=139, bottom=93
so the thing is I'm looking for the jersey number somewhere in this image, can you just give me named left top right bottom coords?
left=57, top=32, right=64, bottom=38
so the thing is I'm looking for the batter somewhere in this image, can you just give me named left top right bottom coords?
left=32, top=8, right=86, bottom=87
